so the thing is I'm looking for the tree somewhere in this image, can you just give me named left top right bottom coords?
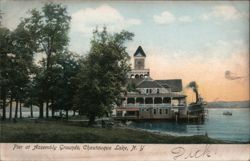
left=187, top=81, right=199, bottom=103
left=0, top=10, right=3, bottom=27
left=11, top=23, right=35, bottom=119
left=50, top=51, right=80, bottom=119
left=75, top=28, right=133, bottom=125
left=127, top=82, right=137, bottom=92
left=0, top=26, right=33, bottom=120
left=32, top=61, right=47, bottom=118
left=0, top=27, right=13, bottom=120
left=23, top=74, right=37, bottom=118
left=22, top=3, right=71, bottom=118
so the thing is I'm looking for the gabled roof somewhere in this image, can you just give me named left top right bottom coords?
left=134, top=46, right=146, bottom=57
left=156, top=79, right=183, bottom=92
left=137, top=80, right=163, bottom=88
left=127, top=77, right=153, bottom=86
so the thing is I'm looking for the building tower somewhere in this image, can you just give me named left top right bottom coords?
left=134, top=46, right=146, bottom=70
left=129, top=46, right=150, bottom=78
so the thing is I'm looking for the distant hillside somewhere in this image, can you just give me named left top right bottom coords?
left=207, top=100, right=250, bottom=108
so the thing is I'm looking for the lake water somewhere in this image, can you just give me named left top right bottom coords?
left=3, top=107, right=76, bottom=118
left=2, top=107, right=250, bottom=142
left=129, top=108, right=250, bottom=143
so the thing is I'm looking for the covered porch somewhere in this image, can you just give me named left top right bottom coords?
left=123, top=93, right=187, bottom=109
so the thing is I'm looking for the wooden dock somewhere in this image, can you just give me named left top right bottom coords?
left=113, top=114, right=205, bottom=122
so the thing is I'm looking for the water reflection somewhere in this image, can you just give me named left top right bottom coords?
left=129, top=108, right=250, bottom=142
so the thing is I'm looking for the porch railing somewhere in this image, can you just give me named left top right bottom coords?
left=125, top=103, right=173, bottom=108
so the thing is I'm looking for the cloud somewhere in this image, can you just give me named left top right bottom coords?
left=200, top=5, right=246, bottom=21
left=202, top=39, right=249, bottom=60
left=153, top=11, right=193, bottom=24
left=178, top=16, right=193, bottom=22
left=154, top=5, right=247, bottom=25
left=153, top=11, right=176, bottom=24
left=71, top=5, right=141, bottom=34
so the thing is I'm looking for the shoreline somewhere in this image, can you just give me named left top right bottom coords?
left=0, top=119, right=227, bottom=144
left=1, top=118, right=248, bottom=144
left=121, top=126, right=248, bottom=144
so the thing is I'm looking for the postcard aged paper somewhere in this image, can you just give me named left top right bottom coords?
left=0, top=0, right=249, bottom=161
left=1, top=144, right=250, bottom=161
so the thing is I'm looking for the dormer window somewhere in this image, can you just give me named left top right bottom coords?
left=157, top=89, right=160, bottom=93
left=146, top=89, right=152, bottom=94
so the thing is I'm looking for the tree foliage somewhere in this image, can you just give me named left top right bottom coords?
left=1, top=3, right=134, bottom=122
left=50, top=51, right=80, bottom=119
left=0, top=22, right=35, bottom=120
left=0, top=27, right=13, bottom=120
left=21, top=3, right=71, bottom=118
left=75, top=28, right=134, bottom=124
left=23, top=3, right=71, bottom=55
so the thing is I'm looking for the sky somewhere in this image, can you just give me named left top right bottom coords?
left=1, top=0, right=249, bottom=102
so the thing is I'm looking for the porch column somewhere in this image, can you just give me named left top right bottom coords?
left=124, top=97, right=127, bottom=107
left=171, top=97, right=173, bottom=109
left=152, top=97, right=154, bottom=108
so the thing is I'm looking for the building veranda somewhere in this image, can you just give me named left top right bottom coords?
left=115, top=46, right=191, bottom=120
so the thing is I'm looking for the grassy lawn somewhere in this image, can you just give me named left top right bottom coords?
left=0, top=119, right=225, bottom=143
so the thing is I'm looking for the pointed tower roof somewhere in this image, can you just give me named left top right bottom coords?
left=134, top=46, right=146, bottom=57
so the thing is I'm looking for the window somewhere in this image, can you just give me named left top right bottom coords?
left=149, top=89, right=152, bottom=93
left=145, top=98, right=153, bottom=104
left=127, top=98, right=135, bottom=104
left=159, top=109, right=162, bottom=114
left=136, top=97, right=144, bottom=104
left=154, top=109, right=156, bottom=114
left=154, top=97, right=162, bottom=104
left=163, top=97, right=171, bottom=104
left=146, top=89, right=149, bottom=93
left=157, top=89, right=160, bottom=93
left=165, top=109, right=168, bottom=114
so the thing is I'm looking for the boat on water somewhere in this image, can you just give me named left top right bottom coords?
left=188, top=97, right=207, bottom=113
left=223, top=111, right=232, bottom=116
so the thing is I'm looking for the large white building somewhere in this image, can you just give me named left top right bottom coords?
left=116, top=46, right=188, bottom=120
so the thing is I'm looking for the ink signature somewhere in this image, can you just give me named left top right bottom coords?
left=171, top=144, right=215, bottom=160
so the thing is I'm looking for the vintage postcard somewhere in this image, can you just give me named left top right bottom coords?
left=0, top=0, right=249, bottom=160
